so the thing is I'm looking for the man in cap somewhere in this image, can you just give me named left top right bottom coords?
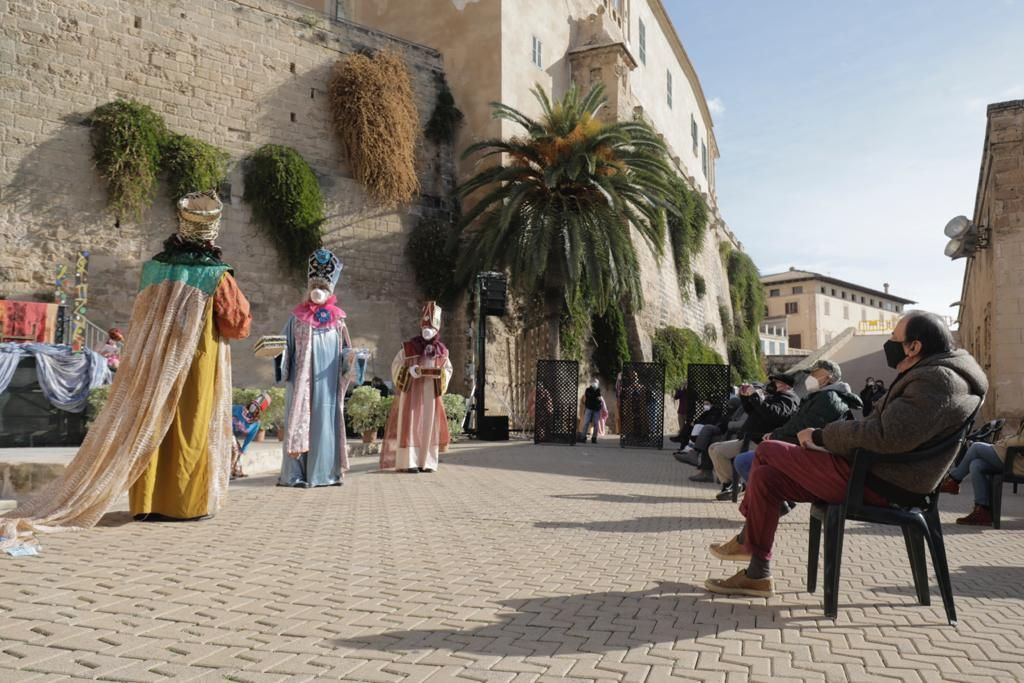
left=702, top=373, right=800, bottom=485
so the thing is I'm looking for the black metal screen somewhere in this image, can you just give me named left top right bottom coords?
left=618, top=361, right=665, bottom=449
left=685, top=363, right=733, bottom=425
left=534, top=359, right=579, bottom=444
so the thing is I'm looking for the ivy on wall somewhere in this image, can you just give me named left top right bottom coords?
left=720, top=246, right=767, bottom=383
left=405, top=215, right=460, bottom=306
left=329, top=49, right=420, bottom=206
left=89, top=99, right=229, bottom=219
left=652, top=326, right=725, bottom=393
left=242, top=144, right=325, bottom=277
left=667, top=174, right=709, bottom=290
left=591, top=304, right=631, bottom=382
left=89, top=100, right=168, bottom=219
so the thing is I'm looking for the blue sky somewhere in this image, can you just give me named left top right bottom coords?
left=666, top=0, right=1024, bottom=317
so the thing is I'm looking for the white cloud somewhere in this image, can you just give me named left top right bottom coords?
left=708, top=97, right=725, bottom=115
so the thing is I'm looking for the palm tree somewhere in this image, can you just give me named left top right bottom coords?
left=455, top=84, right=678, bottom=355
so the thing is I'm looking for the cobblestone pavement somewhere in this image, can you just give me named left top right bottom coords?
left=2, top=439, right=1024, bottom=682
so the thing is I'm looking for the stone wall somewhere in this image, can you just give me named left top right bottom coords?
left=959, top=100, right=1024, bottom=422
left=0, top=0, right=456, bottom=390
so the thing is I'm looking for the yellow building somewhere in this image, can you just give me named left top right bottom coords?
left=762, top=268, right=913, bottom=352
left=954, top=99, right=1024, bottom=422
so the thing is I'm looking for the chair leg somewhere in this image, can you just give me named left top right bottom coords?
left=731, top=459, right=740, bottom=503
left=901, top=524, right=930, bottom=606
left=822, top=506, right=846, bottom=619
left=807, top=514, right=822, bottom=594
left=923, top=507, right=957, bottom=626
left=992, top=475, right=1004, bottom=530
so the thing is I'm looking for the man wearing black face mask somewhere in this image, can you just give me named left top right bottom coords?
left=705, top=312, right=986, bottom=599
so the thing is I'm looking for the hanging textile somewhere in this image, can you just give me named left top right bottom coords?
left=0, top=343, right=112, bottom=413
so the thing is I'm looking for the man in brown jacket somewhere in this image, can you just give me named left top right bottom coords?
left=704, top=312, right=987, bottom=598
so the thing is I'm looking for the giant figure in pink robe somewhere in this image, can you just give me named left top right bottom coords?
left=380, top=302, right=452, bottom=473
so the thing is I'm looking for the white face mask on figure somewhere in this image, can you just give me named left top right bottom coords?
left=804, top=376, right=820, bottom=393
left=309, top=288, right=330, bottom=305
left=421, top=327, right=437, bottom=340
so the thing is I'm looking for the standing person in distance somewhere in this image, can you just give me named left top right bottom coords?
left=581, top=378, right=604, bottom=444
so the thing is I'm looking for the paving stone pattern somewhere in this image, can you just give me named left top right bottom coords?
left=2, top=440, right=1024, bottom=682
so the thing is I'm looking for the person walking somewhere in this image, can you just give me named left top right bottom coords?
left=581, top=378, right=604, bottom=444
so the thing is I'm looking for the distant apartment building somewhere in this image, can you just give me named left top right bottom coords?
left=762, top=268, right=915, bottom=351
left=759, top=315, right=789, bottom=356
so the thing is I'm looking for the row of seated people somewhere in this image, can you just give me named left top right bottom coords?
left=675, top=313, right=987, bottom=599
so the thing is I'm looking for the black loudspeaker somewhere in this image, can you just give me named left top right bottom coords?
left=479, top=272, right=507, bottom=316
left=478, top=415, right=509, bottom=441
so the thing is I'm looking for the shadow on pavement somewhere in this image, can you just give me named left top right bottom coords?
left=871, top=565, right=1024, bottom=600
left=534, top=516, right=738, bottom=533
left=550, top=493, right=713, bottom=505
left=332, top=581, right=855, bottom=655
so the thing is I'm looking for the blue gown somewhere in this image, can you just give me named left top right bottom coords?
left=277, top=318, right=347, bottom=487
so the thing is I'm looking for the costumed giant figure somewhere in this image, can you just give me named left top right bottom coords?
left=380, top=301, right=452, bottom=473
left=1, top=192, right=251, bottom=546
left=276, top=248, right=352, bottom=488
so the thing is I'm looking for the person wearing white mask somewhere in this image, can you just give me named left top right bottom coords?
left=277, top=248, right=353, bottom=488
left=728, top=360, right=862, bottom=497
left=380, top=301, right=454, bottom=473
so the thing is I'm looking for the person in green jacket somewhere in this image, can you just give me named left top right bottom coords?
left=724, top=359, right=862, bottom=499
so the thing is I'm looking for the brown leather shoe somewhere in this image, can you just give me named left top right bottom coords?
left=956, top=505, right=992, bottom=526
left=939, top=477, right=960, bottom=495
left=709, top=535, right=752, bottom=562
left=704, top=569, right=774, bottom=598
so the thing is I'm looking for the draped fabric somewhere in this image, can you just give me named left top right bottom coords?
left=0, top=343, right=112, bottom=413
left=0, top=278, right=216, bottom=548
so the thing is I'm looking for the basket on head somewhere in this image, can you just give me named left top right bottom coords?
left=177, top=191, right=223, bottom=243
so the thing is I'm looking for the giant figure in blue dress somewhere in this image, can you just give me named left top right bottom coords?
left=276, top=249, right=351, bottom=488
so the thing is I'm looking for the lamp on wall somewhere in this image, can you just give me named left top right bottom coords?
left=943, top=215, right=990, bottom=260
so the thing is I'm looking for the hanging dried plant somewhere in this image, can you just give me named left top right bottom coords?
left=328, top=49, right=420, bottom=206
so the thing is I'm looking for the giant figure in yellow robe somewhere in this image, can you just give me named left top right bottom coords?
left=1, top=192, right=251, bottom=548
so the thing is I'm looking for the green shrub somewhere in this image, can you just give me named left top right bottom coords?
left=86, top=385, right=111, bottom=427
left=347, top=385, right=383, bottom=433
left=162, top=132, right=229, bottom=201
left=89, top=99, right=167, bottom=219
left=242, top=144, right=325, bottom=277
left=693, top=273, right=707, bottom=299
left=591, top=305, right=630, bottom=382
left=232, top=387, right=262, bottom=407
left=405, top=216, right=460, bottom=306
left=652, top=326, right=725, bottom=393
left=667, top=175, right=708, bottom=286
left=442, top=393, right=467, bottom=436
left=559, top=283, right=592, bottom=362
left=261, top=386, right=286, bottom=431
left=721, top=247, right=766, bottom=382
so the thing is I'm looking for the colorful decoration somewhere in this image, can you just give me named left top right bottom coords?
left=70, top=251, right=89, bottom=353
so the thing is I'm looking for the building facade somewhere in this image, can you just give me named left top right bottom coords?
left=956, top=100, right=1024, bottom=422
left=294, top=0, right=744, bottom=427
left=758, top=316, right=790, bottom=357
left=762, top=268, right=914, bottom=352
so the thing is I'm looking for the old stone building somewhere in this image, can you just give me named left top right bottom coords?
left=297, top=0, right=745, bottom=426
left=956, top=100, right=1024, bottom=422
left=1, top=0, right=456, bottom=389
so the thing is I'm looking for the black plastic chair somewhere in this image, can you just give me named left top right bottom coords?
left=992, top=445, right=1024, bottom=529
left=806, top=417, right=976, bottom=625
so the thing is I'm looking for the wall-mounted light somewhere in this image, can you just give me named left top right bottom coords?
left=943, top=215, right=989, bottom=260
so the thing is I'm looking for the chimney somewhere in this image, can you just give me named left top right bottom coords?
left=883, top=283, right=890, bottom=294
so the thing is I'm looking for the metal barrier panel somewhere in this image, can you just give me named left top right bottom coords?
left=618, top=361, right=665, bottom=449
left=534, top=359, right=579, bottom=444
left=685, top=363, right=733, bottom=424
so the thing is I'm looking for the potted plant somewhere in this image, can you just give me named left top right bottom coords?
left=375, top=395, right=395, bottom=439
left=262, top=387, right=286, bottom=440
left=348, top=386, right=383, bottom=443
left=442, top=393, right=467, bottom=441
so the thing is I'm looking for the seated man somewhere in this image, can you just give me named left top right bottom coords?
left=705, top=312, right=987, bottom=598
left=940, top=419, right=1024, bottom=525
left=702, top=374, right=799, bottom=486
left=729, top=359, right=863, bottom=497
